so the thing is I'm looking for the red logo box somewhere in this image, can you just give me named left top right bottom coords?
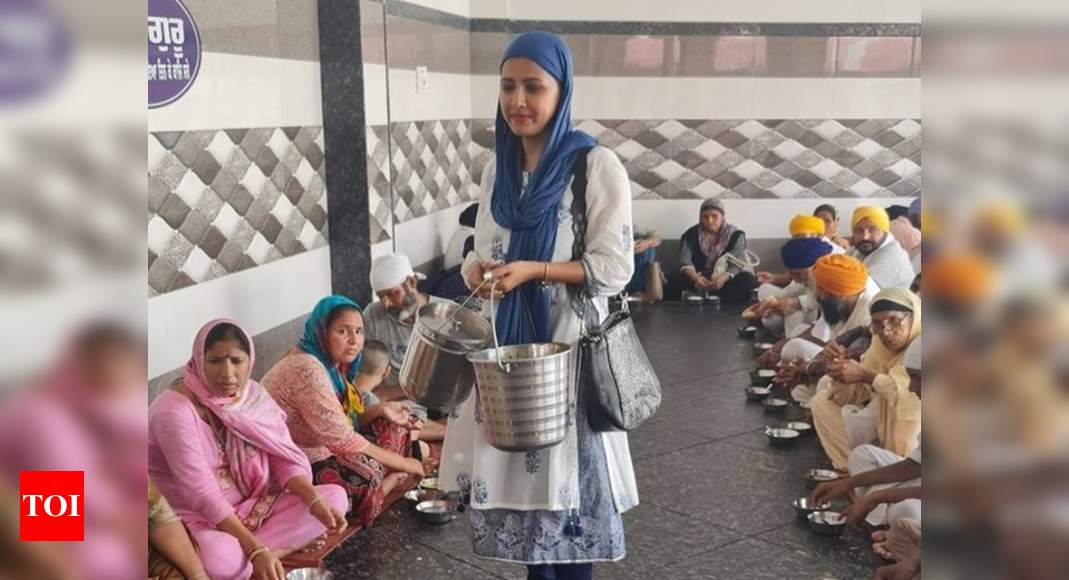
left=19, top=471, right=84, bottom=542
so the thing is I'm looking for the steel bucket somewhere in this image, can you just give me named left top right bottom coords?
left=467, top=342, right=575, bottom=452
left=399, top=302, right=492, bottom=411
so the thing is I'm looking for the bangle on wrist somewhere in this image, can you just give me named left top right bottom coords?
left=246, top=546, right=269, bottom=564
left=308, top=494, right=327, bottom=512
left=542, top=262, right=550, bottom=282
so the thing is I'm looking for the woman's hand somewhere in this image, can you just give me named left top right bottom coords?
left=379, top=402, right=413, bottom=427
left=710, top=274, right=729, bottom=290
left=829, top=359, right=870, bottom=384
left=398, top=456, right=425, bottom=477
left=309, top=497, right=348, bottom=535
left=756, top=271, right=775, bottom=285
left=694, top=276, right=716, bottom=291
left=467, top=260, right=503, bottom=297
left=487, top=261, right=542, bottom=295
left=250, top=548, right=285, bottom=580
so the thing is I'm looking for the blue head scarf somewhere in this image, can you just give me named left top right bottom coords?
left=491, top=31, right=597, bottom=345
left=781, top=238, right=834, bottom=269
left=299, top=295, right=364, bottom=400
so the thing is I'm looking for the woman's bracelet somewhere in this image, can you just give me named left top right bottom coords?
left=542, top=261, right=550, bottom=282
left=308, top=494, right=327, bottom=512
left=246, top=546, right=269, bottom=564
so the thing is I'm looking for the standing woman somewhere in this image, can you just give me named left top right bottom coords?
left=441, top=32, right=638, bottom=580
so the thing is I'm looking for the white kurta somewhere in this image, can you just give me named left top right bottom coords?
left=849, top=234, right=915, bottom=290
left=441, top=145, right=639, bottom=515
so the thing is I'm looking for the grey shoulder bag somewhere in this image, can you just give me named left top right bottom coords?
left=570, top=148, right=662, bottom=432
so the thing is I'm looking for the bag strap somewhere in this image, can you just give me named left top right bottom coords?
left=566, top=147, right=602, bottom=337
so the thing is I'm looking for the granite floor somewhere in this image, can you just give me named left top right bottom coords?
left=323, top=303, right=882, bottom=579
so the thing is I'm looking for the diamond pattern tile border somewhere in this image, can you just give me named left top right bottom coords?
left=148, top=126, right=329, bottom=296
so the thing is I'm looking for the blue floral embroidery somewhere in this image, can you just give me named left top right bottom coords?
left=494, top=514, right=526, bottom=556
left=533, top=519, right=563, bottom=552
left=456, top=472, right=471, bottom=496
left=471, top=510, right=490, bottom=546
left=472, top=478, right=489, bottom=505
left=525, top=450, right=542, bottom=475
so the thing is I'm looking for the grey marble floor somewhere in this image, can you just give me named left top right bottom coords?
left=323, top=303, right=881, bottom=579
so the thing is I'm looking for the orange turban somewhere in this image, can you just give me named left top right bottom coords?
left=812, top=254, right=869, bottom=296
left=789, top=214, right=826, bottom=237
left=851, top=206, right=891, bottom=233
left=923, top=253, right=994, bottom=305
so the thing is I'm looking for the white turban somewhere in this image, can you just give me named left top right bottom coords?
left=903, top=338, right=921, bottom=371
left=370, top=254, right=423, bottom=292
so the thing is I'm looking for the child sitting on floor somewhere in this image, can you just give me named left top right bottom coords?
left=356, top=340, right=446, bottom=450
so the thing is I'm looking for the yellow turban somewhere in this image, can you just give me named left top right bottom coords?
left=812, top=254, right=869, bottom=297
left=789, top=214, right=826, bottom=237
left=851, top=206, right=891, bottom=233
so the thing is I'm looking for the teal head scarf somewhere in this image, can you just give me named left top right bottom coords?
left=299, top=295, right=364, bottom=404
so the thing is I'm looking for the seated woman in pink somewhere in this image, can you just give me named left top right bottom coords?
left=261, top=295, right=426, bottom=528
left=149, top=319, right=348, bottom=580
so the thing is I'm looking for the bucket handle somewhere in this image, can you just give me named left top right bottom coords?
left=486, top=277, right=511, bottom=374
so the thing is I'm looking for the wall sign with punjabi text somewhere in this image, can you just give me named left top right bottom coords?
left=147, top=0, right=201, bottom=109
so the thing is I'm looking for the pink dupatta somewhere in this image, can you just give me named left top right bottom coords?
left=183, top=319, right=311, bottom=523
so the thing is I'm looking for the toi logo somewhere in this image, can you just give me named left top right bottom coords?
left=19, top=471, right=84, bottom=542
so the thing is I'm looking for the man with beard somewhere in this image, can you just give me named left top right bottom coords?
left=848, top=206, right=915, bottom=290
left=363, top=254, right=455, bottom=425
left=765, top=254, right=880, bottom=362
left=748, top=236, right=835, bottom=338
left=766, top=255, right=881, bottom=402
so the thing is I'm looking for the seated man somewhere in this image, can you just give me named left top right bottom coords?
left=811, top=289, right=921, bottom=471
left=747, top=237, right=834, bottom=338
left=811, top=341, right=921, bottom=571
left=755, top=213, right=838, bottom=291
left=364, top=253, right=457, bottom=421
left=760, top=254, right=879, bottom=367
left=849, top=206, right=915, bottom=290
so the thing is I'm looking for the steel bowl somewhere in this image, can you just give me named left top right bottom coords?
left=752, top=342, right=775, bottom=356
left=793, top=497, right=832, bottom=522
left=404, top=488, right=438, bottom=503
left=803, top=468, right=841, bottom=489
left=745, top=386, right=772, bottom=402
left=762, top=397, right=789, bottom=414
left=807, top=510, right=847, bottom=536
left=685, top=294, right=705, bottom=305
left=737, top=325, right=758, bottom=339
left=749, top=369, right=775, bottom=386
left=287, top=569, right=334, bottom=580
left=415, top=499, right=458, bottom=524
left=786, top=421, right=813, bottom=435
left=765, top=427, right=800, bottom=448
left=704, top=295, right=721, bottom=308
